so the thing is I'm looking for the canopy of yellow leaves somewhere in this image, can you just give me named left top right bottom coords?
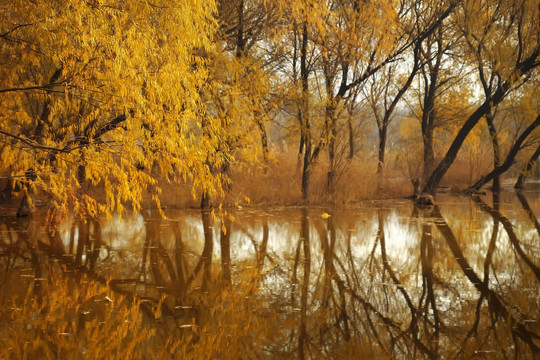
left=0, top=0, right=223, bottom=216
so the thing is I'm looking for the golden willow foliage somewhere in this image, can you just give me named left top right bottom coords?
left=459, top=0, right=540, bottom=81
left=1, top=0, right=539, bottom=212
left=203, top=48, right=274, bottom=174
left=0, top=0, right=219, bottom=217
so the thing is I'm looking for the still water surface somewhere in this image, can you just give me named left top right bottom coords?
left=1, top=191, right=539, bottom=359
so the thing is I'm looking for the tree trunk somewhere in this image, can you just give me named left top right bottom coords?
left=34, top=67, right=63, bottom=140
left=422, top=128, right=435, bottom=184
left=235, top=0, right=245, bottom=58
left=423, top=50, right=540, bottom=195
left=515, top=143, right=540, bottom=189
left=16, top=187, right=34, bottom=217
left=327, top=101, right=337, bottom=192
left=299, top=22, right=311, bottom=202
left=377, top=124, right=388, bottom=178
left=255, top=114, right=269, bottom=172
left=485, top=111, right=501, bottom=191
left=17, top=169, right=36, bottom=217
left=347, top=112, right=354, bottom=160
left=297, top=126, right=305, bottom=170
left=301, top=149, right=311, bottom=201
left=420, top=67, right=437, bottom=186
left=419, top=31, right=439, bottom=187
left=220, top=215, right=231, bottom=286
left=423, top=83, right=510, bottom=194
left=469, top=114, right=540, bottom=191
left=0, top=177, right=15, bottom=202
left=200, top=209, right=214, bottom=292
left=200, top=192, right=211, bottom=209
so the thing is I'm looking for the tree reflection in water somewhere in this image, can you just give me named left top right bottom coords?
left=1, top=191, right=539, bottom=359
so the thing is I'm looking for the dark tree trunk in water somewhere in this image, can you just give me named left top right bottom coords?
left=200, top=209, right=214, bottom=292
left=420, top=64, right=435, bottom=185
left=220, top=215, right=231, bottom=286
left=298, top=207, right=311, bottom=360
left=515, top=143, right=540, bottom=189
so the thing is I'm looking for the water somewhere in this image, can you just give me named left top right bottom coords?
left=1, top=191, right=539, bottom=359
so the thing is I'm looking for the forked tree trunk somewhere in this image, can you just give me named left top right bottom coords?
left=469, top=114, right=540, bottom=191
left=515, top=143, right=540, bottom=189
left=423, top=51, right=540, bottom=195
left=423, top=84, right=510, bottom=194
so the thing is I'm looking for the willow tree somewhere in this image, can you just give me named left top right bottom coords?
left=362, top=45, right=421, bottom=183
left=468, top=82, right=540, bottom=192
left=271, top=0, right=428, bottom=199
left=406, top=16, right=472, bottom=187
left=314, top=0, right=412, bottom=191
left=266, top=0, right=327, bottom=201
left=189, top=0, right=283, bottom=209
left=422, top=0, right=540, bottom=195
left=0, top=0, right=219, bottom=217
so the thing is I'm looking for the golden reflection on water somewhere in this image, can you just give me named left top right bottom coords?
left=1, top=191, right=539, bottom=359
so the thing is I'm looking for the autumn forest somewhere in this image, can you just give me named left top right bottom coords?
left=0, top=0, right=538, bottom=216
left=2, top=1, right=540, bottom=359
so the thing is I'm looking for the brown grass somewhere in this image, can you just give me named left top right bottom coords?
left=6, top=148, right=512, bottom=214
left=127, top=149, right=485, bottom=210
left=210, top=151, right=414, bottom=208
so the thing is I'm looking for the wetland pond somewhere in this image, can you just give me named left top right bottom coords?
left=1, top=190, right=540, bottom=359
